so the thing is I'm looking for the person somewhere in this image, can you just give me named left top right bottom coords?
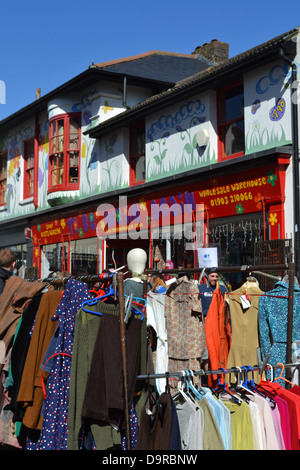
left=198, top=268, right=226, bottom=319
left=0, top=248, right=16, bottom=296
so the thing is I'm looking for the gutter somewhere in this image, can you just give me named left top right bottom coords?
left=279, top=47, right=300, bottom=279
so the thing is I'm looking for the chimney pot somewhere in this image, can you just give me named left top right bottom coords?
left=36, top=88, right=41, bottom=100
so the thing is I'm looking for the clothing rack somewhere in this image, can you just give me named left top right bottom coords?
left=26, top=271, right=132, bottom=448
left=146, top=262, right=296, bottom=382
left=135, top=362, right=300, bottom=382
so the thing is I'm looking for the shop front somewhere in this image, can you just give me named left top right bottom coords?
left=31, top=158, right=289, bottom=280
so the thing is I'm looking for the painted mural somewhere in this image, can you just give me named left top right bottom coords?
left=146, top=96, right=217, bottom=181
left=2, top=125, right=34, bottom=216
left=97, top=131, right=129, bottom=192
left=244, top=62, right=292, bottom=154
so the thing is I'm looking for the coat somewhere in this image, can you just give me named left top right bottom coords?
left=204, top=286, right=231, bottom=387
left=16, top=289, right=62, bottom=431
left=0, top=276, right=48, bottom=366
left=0, top=266, right=12, bottom=296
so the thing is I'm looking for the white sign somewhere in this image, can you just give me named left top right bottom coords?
left=197, top=247, right=218, bottom=268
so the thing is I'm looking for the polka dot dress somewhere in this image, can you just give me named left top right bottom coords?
left=28, top=279, right=92, bottom=450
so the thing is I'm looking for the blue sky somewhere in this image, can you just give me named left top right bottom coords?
left=0, top=0, right=299, bottom=120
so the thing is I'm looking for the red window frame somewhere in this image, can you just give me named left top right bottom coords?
left=217, top=81, right=245, bottom=161
left=129, top=123, right=145, bottom=185
left=23, top=138, right=35, bottom=199
left=0, top=150, right=7, bottom=206
left=48, top=113, right=81, bottom=192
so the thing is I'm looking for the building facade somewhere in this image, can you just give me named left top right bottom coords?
left=0, top=29, right=299, bottom=287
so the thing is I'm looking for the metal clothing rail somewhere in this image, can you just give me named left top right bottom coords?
left=146, top=262, right=296, bottom=382
left=26, top=273, right=113, bottom=286
left=135, top=362, right=300, bottom=381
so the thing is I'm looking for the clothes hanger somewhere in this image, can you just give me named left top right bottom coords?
left=185, top=370, right=204, bottom=400
left=212, top=368, right=242, bottom=405
left=81, top=281, right=115, bottom=315
left=273, top=362, right=295, bottom=386
left=173, top=371, right=198, bottom=408
left=150, top=277, right=167, bottom=292
left=231, top=366, right=255, bottom=396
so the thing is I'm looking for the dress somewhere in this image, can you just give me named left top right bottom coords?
left=164, top=276, right=205, bottom=387
left=36, top=279, right=92, bottom=450
left=258, top=281, right=300, bottom=379
left=227, top=282, right=264, bottom=383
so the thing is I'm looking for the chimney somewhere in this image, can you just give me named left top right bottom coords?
left=192, top=39, right=229, bottom=64
left=36, top=87, right=41, bottom=100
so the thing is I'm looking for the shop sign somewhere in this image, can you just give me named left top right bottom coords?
left=31, top=164, right=283, bottom=246
left=31, top=212, right=97, bottom=246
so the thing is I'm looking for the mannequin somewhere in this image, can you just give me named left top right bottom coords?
left=124, top=248, right=149, bottom=298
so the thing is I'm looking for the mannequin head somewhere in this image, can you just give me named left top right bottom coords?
left=127, top=248, right=147, bottom=276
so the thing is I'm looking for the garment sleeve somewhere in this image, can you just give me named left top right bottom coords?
left=258, top=296, right=272, bottom=361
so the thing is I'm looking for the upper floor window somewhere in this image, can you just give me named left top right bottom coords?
left=130, top=123, right=145, bottom=185
left=48, top=113, right=81, bottom=191
left=218, top=83, right=244, bottom=160
left=23, top=138, right=35, bottom=199
left=0, top=150, right=7, bottom=206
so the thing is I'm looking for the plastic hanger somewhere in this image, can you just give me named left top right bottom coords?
left=81, top=282, right=115, bottom=315
left=185, top=370, right=204, bottom=400
left=213, top=368, right=242, bottom=405
left=273, top=362, right=295, bottom=386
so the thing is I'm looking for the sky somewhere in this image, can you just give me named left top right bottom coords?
left=0, top=0, right=300, bottom=121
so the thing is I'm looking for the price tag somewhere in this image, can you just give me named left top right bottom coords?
left=241, top=294, right=251, bottom=309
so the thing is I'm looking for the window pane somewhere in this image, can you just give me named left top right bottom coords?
left=224, top=119, right=245, bottom=155
left=131, top=127, right=145, bottom=155
left=0, top=152, right=7, bottom=204
left=224, top=86, right=243, bottom=122
left=135, top=154, right=145, bottom=182
left=69, top=118, right=80, bottom=150
left=51, top=153, right=64, bottom=185
left=70, top=238, right=98, bottom=275
left=41, top=242, right=69, bottom=277
left=68, top=151, right=79, bottom=183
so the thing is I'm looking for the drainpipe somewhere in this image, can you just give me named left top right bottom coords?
left=279, top=47, right=300, bottom=279
left=122, top=76, right=130, bottom=109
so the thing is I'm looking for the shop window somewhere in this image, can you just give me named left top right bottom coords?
left=130, top=123, right=145, bottom=185
left=208, top=213, right=264, bottom=289
left=48, top=113, right=81, bottom=192
left=70, top=238, right=99, bottom=275
left=0, top=150, right=7, bottom=206
left=41, top=242, right=69, bottom=277
left=23, top=138, right=35, bottom=199
left=218, top=83, right=245, bottom=160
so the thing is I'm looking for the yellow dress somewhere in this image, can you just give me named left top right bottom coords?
left=226, top=281, right=264, bottom=383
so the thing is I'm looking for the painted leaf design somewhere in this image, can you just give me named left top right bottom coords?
left=184, top=143, right=192, bottom=154
left=161, top=149, right=167, bottom=161
left=153, top=155, right=161, bottom=165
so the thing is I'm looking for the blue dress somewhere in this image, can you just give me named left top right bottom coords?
left=258, top=281, right=300, bottom=380
left=34, top=279, right=92, bottom=450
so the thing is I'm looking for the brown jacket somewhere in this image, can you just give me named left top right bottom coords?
left=16, top=289, right=62, bottom=430
left=0, top=276, right=48, bottom=365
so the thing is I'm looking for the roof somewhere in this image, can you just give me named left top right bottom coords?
left=0, top=50, right=212, bottom=132
left=86, top=27, right=299, bottom=138
left=92, top=50, right=213, bottom=84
